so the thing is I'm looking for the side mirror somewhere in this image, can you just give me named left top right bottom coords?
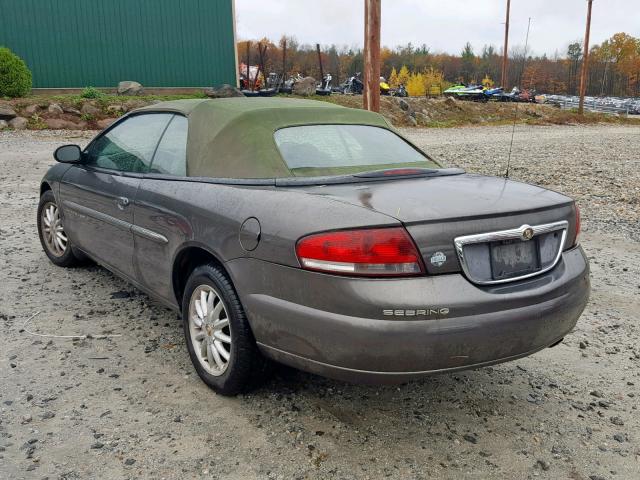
left=54, top=144, right=82, bottom=163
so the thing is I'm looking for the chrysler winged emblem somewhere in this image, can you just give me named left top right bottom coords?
left=521, top=226, right=534, bottom=241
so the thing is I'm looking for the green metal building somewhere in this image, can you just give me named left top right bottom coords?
left=0, top=0, right=238, bottom=88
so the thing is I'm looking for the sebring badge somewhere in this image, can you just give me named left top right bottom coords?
left=383, top=308, right=450, bottom=317
left=430, top=251, right=447, bottom=267
left=521, top=226, right=534, bottom=241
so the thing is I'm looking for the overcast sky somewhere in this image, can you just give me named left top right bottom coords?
left=235, top=0, right=638, bottom=57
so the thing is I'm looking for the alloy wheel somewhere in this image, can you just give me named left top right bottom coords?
left=41, top=202, right=68, bottom=257
left=188, top=285, right=232, bottom=376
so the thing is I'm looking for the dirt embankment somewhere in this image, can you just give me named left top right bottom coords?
left=1, top=93, right=639, bottom=132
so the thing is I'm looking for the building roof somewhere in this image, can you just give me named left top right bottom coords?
left=135, top=98, right=392, bottom=178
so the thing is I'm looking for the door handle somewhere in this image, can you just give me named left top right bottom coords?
left=116, top=196, right=130, bottom=210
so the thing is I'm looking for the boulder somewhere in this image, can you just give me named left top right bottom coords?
left=444, top=96, right=458, bottom=107
left=292, top=77, right=316, bottom=96
left=124, top=99, right=146, bottom=110
left=63, top=106, right=82, bottom=115
left=0, top=119, right=8, bottom=129
left=81, top=102, right=101, bottom=116
left=48, top=103, right=64, bottom=115
left=204, top=84, right=244, bottom=98
left=23, top=104, right=40, bottom=115
left=107, top=104, right=126, bottom=114
left=97, top=118, right=117, bottom=129
left=414, top=111, right=429, bottom=124
left=45, top=118, right=77, bottom=129
left=117, top=81, right=144, bottom=96
left=397, top=98, right=410, bottom=112
left=9, top=117, right=28, bottom=129
left=0, top=105, right=18, bottom=119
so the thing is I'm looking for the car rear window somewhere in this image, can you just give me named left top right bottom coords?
left=274, top=125, right=439, bottom=176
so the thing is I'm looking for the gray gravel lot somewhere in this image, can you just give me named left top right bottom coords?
left=1, top=125, right=639, bottom=480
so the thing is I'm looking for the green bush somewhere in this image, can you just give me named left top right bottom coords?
left=0, top=46, right=32, bottom=98
left=80, top=86, right=103, bottom=99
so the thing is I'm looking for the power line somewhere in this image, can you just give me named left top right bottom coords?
left=505, top=17, right=532, bottom=179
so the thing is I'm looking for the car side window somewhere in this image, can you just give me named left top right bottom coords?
left=85, top=113, right=173, bottom=173
left=149, top=115, right=188, bottom=176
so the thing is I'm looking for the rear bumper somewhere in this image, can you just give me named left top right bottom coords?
left=226, top=246, right=590, bottom=383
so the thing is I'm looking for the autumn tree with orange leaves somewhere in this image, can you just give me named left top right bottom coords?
left=237, top=32, right=639, bottom=97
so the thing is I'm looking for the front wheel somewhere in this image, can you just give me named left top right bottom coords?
left=37, top=190, right=83, bottom=267
left=182, top=264, right=270, bottom=395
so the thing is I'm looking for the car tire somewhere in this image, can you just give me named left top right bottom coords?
left=37, top=190, right=83, bottom=267
left=182, top=263, right=270, bottom=396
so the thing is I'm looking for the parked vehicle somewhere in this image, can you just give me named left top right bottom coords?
left=483, top=87, right=504, bottom=100
left=445, top=84, right=488, bottom=101
left=516, top=88, right=537, bottom=103
left=380, top=77, right=391, bottom=95
left=342, top=73, right=364, bottom=94
left=257, top=88, right=278, bottom=97
left=316, top=73, right=332, bottom=96
left=265, top=72, right=280, bottom=89
left=279, top=73, right=303, bottom=94
left=38, top=98, right=590, bottom=395
left=239, top=64, right=262, bottom=96
left=492, top=87, right=537, bottom=103
left=256, top=72, right=280, bottom=97
left=443, top=83, right=466, bottom=97
left=391, top=84, right=408, bottom=97
left=340, top=74, right=395, bottom=96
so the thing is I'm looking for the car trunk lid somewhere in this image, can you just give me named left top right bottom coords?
left=293, top=174, right=577, bottom=279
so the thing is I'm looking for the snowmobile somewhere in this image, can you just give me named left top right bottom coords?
left=342, top=73, right=364, bottom=94
left=279, top=73, right=303, bottom=94
left=391, top=84, right=408, bottom=97
left=380, top=77, right=391, bottom=95
left=316, top=73, right=333, bottom=96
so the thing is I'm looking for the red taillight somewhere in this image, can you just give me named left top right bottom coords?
left=296, top=227, right=424, bottom=276
left=573, top=203, right=581, bottom=246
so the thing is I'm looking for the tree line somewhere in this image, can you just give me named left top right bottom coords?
left=237, top=32, right=640, bottom=97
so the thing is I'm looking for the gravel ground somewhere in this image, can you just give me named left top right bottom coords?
left=1, top=125, right=639, bottom=480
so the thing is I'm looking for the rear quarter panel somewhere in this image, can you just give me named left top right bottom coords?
left=133, top=179, right=399, bottom=307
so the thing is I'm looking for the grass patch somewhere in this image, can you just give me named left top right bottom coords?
left=27, top=114, right=47, bottom=130
left=79, top=86, right=104, bottom=99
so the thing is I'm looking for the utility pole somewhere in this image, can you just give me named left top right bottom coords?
left=245, top=41, right=251, bottom=91
left=578, top=0, right=593, bottom=115
left=501, top=0, right=511, bottom=89
left=316, top=44, right=324, bottom=81
left=281, top=37, right=287, bottom=90
left=363, top=0, right=381, bottom=112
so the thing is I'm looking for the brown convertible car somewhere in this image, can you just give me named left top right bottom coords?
left=38, top=98, right=590, bottom=395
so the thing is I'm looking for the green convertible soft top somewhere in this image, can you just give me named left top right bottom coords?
left=135, top=98, right=393, bottom=178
